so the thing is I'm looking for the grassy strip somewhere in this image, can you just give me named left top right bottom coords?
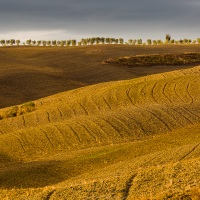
left=0, top=102, right=35, bottom=120
left=103, top=53, right=200, bottom=66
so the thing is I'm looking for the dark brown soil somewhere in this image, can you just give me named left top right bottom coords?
left=0, top=44, right=200, bottom=108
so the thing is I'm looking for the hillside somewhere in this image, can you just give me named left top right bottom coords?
left=1, top=45, right=200, bottom=108
left=0, top=65, right=200, bottom=199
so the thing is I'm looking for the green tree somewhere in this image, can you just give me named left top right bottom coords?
left=6, top=40, right=11, bottom=46
left=146, top=39, right=152, bottom=45
left=165, top=34, right=171, bottom=43
left=0, top=39, right=5, bottom=46
left=32, top=40, right=36, bottom=46
left=10, top=39, right=15, bottom=46
left=71, top=40, right=76, bottom=46
left=26, top=39, right=31, bottom=46
left=192, top=40, right=196, bottom=44
left=119, top=38, right=124, bottom=44
left=101, top=37, right=105, bottom=44
left=42, top=40, right=47, bottom=46
left=153, top=40, right=157, bottom=45
left=47, top=40, right=51, bottom=46
left=57, top=41, right=61, bottom=46
left=66, top=40, right=71, bottom=46
left=52, top=40, right=57, bottom=46
left=197, top=38, right=200, bottom=44
left=37, top=40, right=41, bottom=46
left=137, top=39, right=142, bottom=45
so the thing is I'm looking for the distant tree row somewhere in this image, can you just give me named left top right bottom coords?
left=1, top=36, right=200, bottom=47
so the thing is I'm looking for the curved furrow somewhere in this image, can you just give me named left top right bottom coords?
left=90, top=97, right=101, bottom=112
left=186, top=75, right=200, bottom=104
left=97, top=117, right=124, bottom=139
left=162, top=79, right=173, bottom=103
left=75, top=121, right=98, bottom=142
left=180, top=106, right=200, bottom=120
left=78, top=102, right=89, bottom=115
left=119, top=113, right=146, bottom=137
left=83, top=118, right=109, bottom=141
left=173, top=83, right=185, bottom=103
left=136, top=106, right=172, bottom=132
left=159, top=107, right=183, bottom=128
left=126, top=82, right=146, bottom=105
left=179, top=143, right=200, bottom=161
left=57, top=108, right=63, bottom=120
left=39, top=128, right=54, bottom=149
left=162, top=74, right=167, bottom=79
left=102, top=96, right=112, bottom=110
left=13, top=134, right=27, bottom=153
left=64, top=123, right=82, bottom=143
left=46, top=111, right=51, bottom=122
left=170, top=107, right=194, bottom=125
left=109, top=115, right=132, bottom=137
left=53, top=125, right=70, bottom=146
left=126, top=86, right=135, bottom=105
left=22, top=115, right=27, bottom=128
left=151, top=81, right=161, bottom=104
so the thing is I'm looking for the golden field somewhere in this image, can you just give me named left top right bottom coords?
left=0, top=45, right=200, bottom=199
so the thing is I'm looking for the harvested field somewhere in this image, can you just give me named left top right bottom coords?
left=0, top=60, right=200, bottom=199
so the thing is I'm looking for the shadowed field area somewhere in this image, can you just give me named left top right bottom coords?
left=1, top=45, right=200, bottom=108
left=0, top=61, right=200, bottom=199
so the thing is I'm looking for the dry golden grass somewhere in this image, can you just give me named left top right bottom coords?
left=0, top=47, right=200, bottom=199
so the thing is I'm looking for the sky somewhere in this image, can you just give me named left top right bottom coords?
left=0, top=0, right=200, bottom=42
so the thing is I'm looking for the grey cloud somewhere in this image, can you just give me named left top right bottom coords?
left=0, top=0, right=199, bottom=40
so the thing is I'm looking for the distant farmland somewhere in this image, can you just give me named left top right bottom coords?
left=0, top=44, right=200, bottom=108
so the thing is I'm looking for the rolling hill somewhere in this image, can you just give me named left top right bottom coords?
left=1, top=44, right=200, bottom=109
left=0, top=63, right=200, bottom=199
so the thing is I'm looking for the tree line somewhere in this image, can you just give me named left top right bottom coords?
left=1, top=35, right=200, bottom=47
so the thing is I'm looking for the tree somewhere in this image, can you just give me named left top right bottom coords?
left=146, top=39, right=152, bottom=45
left=192, top=40, right=196, bottom=44
left=197, top=38, right=200, bottom=44
left=137, top=39, right=142, bottom=45
left=26, top=39, right=31, bottom=46
left=47, top=40, right=51, bottom=46
left=42, top=40, right=46, bottom=46
left=71, top=40, right=76, bottom=46
left=119, top=38, right=124, bottom=44
left=16, top=40, right=20, bottom=46
left=165, top=34, right=171, bottom=43
left=128, top=39, right=133, bottom=45
left=10, top=39, right=15, bottom=46
left=32, top=40, right=36, bottom=45
left=101, top=37, right=105, bottom=44
left=66, top=40, right=71, bottom=46
left=105, top=38, right=110, bottom=44
left=52, top=40, right=57, bottom=46
left=170, top=39, right=175, bottom=44
left=37, top=40, right=41, bottom=46
left=57, top=41, right=61, bottom=46
left=179, top=39, right=183, bottom=44
left=0, top=40, right=5, bottom=46
left=115, top=39, right=119, bottom=44
left=6, top=40, right=11, bottom=46
left=153, top=40, right=157, bottom=45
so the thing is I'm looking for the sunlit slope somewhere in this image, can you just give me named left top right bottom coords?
left=0, top=123, right=199, bottom=199
left=1, top=66, right=200, bottom=161
left=0, top=66, right=200, bottom=199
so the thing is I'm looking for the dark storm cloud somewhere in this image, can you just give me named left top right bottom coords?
left=0, top=0, right=200, bottom=39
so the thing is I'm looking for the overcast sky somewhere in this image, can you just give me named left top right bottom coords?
left=0, top=0, right=199, bottom=41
